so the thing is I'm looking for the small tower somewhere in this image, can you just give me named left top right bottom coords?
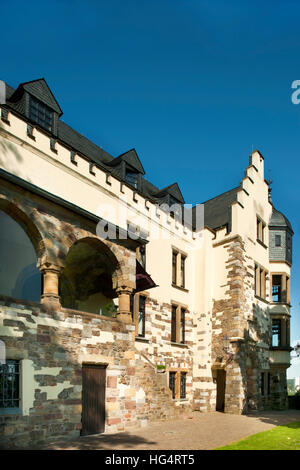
left=269, top=208, right=293, bottom=266
left=268, top=207, right=293, bottom=409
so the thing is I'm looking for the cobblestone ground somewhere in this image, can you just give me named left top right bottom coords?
left=34, top=410, right=300, bottom=450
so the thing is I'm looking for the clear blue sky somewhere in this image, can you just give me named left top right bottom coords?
left=2, top=0, right=300, bottom=377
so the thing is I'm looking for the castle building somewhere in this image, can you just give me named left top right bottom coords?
left=0, top=78, right=293, bottom=447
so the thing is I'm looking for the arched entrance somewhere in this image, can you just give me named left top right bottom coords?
left=59, top=237, right=120, bottom=316
left=0, top=210, right=42, bottom=302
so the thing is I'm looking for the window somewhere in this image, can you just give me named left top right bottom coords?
left=257, top=217, right=266, bottom=244
left=138, top=295, right=146, bottom=337
left=180, top=308, right=186, bottom=344
left=0, top=360, right=20, bottom=409
left=171, top=305, right=177, bottom=343
left=171, top=304, right=186, bottom=344
left=275, top=234, right=281, bottom=247
left=272, top=275, right=282, bottom=302
left=125, top=169, right=138, bottom=189
left=172, top=250, right=178, bottom=285
left=272, top=319, right=281, bottom=347
left=254, top=264, right=267, bottom=299
left=169, top=372, right=176, bottom=399
left=180, top=255, right=186, bottom=289
left=131, top=293, right=147, bottom=338
left=29, top=96, right=53, bottom=131
left=271, top=274, right=289, bottom=303
left=180, top=372, right=187, bottom=399
left=169, top=371, right=187, bottom=400
left=172, top=249, right=187, bottom=289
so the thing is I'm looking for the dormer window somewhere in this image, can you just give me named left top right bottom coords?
left=29, top=96, right=53, bottom=132
left=125, top=169, right=138, bottom=189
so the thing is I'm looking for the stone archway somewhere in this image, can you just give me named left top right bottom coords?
left=0, top=201, right=46, bottom=302
left=59, top=237, right=120, bottom=316
left=0, top=197, right=46, bottom=266
left=59, top=236, right=134, bottom=320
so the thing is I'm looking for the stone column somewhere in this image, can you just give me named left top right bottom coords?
left=117, top=287, right=133, bottom=323
left=40, top=263, right=61, bottom=306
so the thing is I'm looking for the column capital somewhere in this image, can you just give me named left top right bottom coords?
left=39, top=262, right=63, bottom=274
left=116, top=286, right=134, bottom=296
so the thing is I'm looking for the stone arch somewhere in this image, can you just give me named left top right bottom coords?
left=0, top=196, right=47, bottom=265
left=59, top=236, right=127, bottom=315
left=0, top=199, right=45, bottom=302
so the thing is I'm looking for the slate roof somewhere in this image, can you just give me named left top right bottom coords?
left=9, top=79, right=63, bottom=115
left=107, top=149, right=145, bottom=175
left=269, top=207, right=293, bottom=233
left=150, top=182, right=185, bottom=204
left=192, top=186, right=240, bottom=232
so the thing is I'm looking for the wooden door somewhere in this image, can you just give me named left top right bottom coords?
left=216, top=369, right=226, bottom=412
left=81, top=364, right=106, bottom=436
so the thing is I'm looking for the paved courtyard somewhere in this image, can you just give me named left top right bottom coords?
left=34, top=409, right=300, bottom=450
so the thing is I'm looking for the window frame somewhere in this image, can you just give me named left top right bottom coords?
left=256, top=216, right=266, bottom=245
left=275, top=234, right=281, bottom=247
left=172, top=247, right=188, bottom=291
left=272, top=319, right=282, bottom=347
left=169, top=369, right=188, bottom=400
left=125, top=168, right=139, bottom=190
left=131, top=292, right=148, bottom=338
left=254, top=263, right=268, bottom=300
left=171, top=303, right=187, bottom=345
left=29, top=95, right=53, bottom=132
left=0, top=360, right=20, bottom=411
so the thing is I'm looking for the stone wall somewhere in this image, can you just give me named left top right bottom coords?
left=208, top=236, right=282, bottom=414
left=0, top=296, right=193, bottom=448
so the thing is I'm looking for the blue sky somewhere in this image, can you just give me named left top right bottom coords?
left=2, top=0, right=300, bottom=376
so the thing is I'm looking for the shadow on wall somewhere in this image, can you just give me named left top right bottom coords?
left=0, top=120, right=28, bottom=179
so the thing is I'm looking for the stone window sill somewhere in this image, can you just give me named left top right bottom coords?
left=0, top=407, right=22, bottom=416
left=171, top=283, right=189, bottom=293
left=270, top=346, right=292, bottom=352
left=170, top=341, right=188, bottom=348
left=135, top=336, right=149, bottom=343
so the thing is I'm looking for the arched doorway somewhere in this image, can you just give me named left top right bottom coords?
left=59, top=238, right=119, bottom=316
left=0, top=210, right=41, bottom=302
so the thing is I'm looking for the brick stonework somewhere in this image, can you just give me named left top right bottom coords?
left=0, top=297, right=193, bottom=448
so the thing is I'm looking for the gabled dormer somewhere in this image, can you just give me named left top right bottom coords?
left=150, top=182, right=185, bottom=219
left=151, top=182, right=185, bottom=206
left=106, top=148, right=145, bottom=191
left=7, top=78, right=62, bottom=136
